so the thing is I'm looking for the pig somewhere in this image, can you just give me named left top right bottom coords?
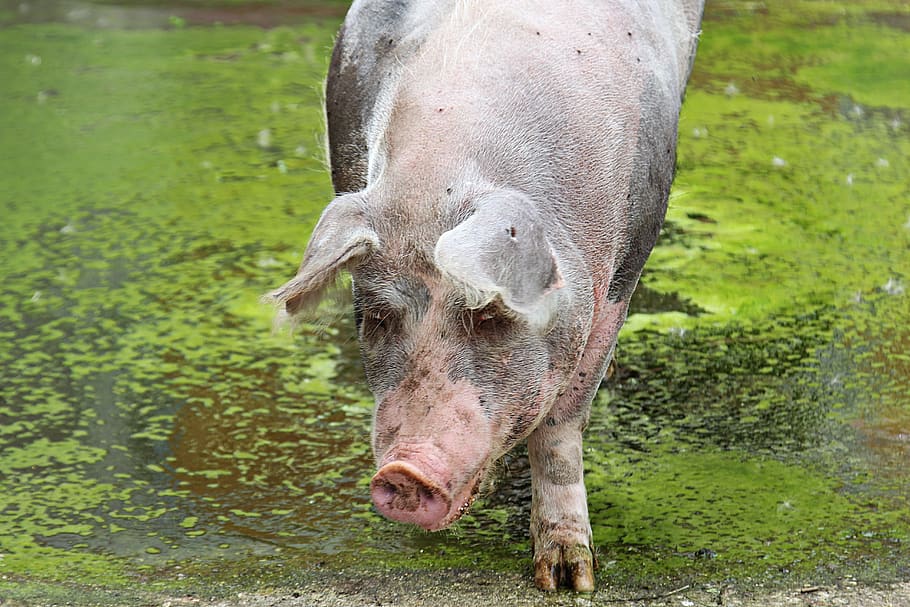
left=268, top=0, right=704, bottom=592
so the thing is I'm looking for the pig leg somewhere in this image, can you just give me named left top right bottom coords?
left=528, top=417, right=595, bottom=591
left=528, top=300, right=628, bottom=591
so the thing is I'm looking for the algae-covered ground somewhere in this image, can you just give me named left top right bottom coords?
left=0, top=0, right=908, bottom=605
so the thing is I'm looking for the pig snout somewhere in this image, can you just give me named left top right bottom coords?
left=369, top=373, right=492, bottom=530
left=370, top=461, right=451, bottom=530
left=369, top=446, right=485, bottom=532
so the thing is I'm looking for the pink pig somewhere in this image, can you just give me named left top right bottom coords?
left=270, top=0, right=703, bottom=591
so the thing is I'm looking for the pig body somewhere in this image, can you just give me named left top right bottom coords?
left=271, top=0, right=703, bottom=591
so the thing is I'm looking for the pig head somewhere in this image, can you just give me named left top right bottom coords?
left=268, top=0, right=704, bottom=592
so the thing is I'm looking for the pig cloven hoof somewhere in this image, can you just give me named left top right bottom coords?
left=534, top=544, right=595, bottom=592
left=370, top=461, right=452, bottom=531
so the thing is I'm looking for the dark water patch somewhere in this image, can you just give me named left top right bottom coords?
left=629, top=281, right=706, bottom=317
left=177, top=3, right=348, bottom=28
left=1, top=0, right=347, bottom=29
left=605, top=310, right=843, bottom=455
left=702, top=0, right=891, bottom=31
left=868, top=10, right=910, bottom=32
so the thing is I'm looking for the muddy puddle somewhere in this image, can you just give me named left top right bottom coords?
left=0, top=0, right=908, bottom=603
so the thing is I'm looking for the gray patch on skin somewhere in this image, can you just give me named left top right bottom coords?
left=326, top=0, right=435, bottom=192
left=358, top=275, right=431, bottom=320
left=434, top=188, right=563, bottom=325
left=545, top=453, right=582, bottom=486
left=352, top=275, right=420, bottom=398
left=606, top=72, right=679, bottom=304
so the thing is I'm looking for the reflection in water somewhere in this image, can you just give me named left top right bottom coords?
left=848, top=296, right=910, bottom=488
left=169, top=355, right=374, bottom=550
left=3, top=0, right=347, bottom=28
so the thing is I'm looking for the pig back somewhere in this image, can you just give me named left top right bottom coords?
left=327, top=0, right=704, bottom=304
left=457, top=0, right=701, bottom=305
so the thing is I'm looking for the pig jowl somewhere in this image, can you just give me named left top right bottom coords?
left=267, top=0, right=704, bottom=592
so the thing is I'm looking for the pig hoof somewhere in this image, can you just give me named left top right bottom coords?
left=533, top=544, right=595, bottom=592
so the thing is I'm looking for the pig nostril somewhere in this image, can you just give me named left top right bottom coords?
left=372, top=480, right=398, bottom=505
left=418, top=486, right=436, bottom=504
left=370, top=461, right=452, bottom=530
left=374, top=473, right=431, bottom=512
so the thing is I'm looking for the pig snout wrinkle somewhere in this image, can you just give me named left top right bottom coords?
left=370, top=461, right=452, bottom=531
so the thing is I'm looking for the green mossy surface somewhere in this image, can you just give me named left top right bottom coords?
left=1, top=0, right=908, bottom=602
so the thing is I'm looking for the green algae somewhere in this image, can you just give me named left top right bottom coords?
left=628, top=1, right=909, bottom=330
left=588, top=448, right=905, bottom=583
left=588, top=299, right=910, bottom=586
left=1, top=0, right=909, bottom=602
left=600, top=0, right=910, bottom=583
left=0, top=11, right=351, bottom=590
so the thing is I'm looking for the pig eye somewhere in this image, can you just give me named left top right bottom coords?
left=475, top=309, right=496, bottom=325
left=362, top=308, right=398, bottom=338
left=468, top=304, right=510, bottom=335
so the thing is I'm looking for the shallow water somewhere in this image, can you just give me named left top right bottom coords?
left=0, top=0, right=908, bottom=598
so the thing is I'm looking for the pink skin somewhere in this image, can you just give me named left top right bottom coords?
left=371, top=366, right=568, bottom=531
left=369, top=364, right=496, bottom=531
left=366, top=273, right=568, bottom=532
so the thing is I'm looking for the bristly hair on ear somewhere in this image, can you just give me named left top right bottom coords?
left=261, top=191, right=378, bottom=333
left=263, top=273, right=355, bottom=336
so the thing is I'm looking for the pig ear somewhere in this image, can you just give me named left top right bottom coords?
left=266, top=193, right=378, bottom=315
left=434, top=190, right=563, bottom=323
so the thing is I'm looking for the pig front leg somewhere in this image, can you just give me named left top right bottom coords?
left=528, top=300, right=628, bottom=591
left=528, top=416, right=595, bottom=591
